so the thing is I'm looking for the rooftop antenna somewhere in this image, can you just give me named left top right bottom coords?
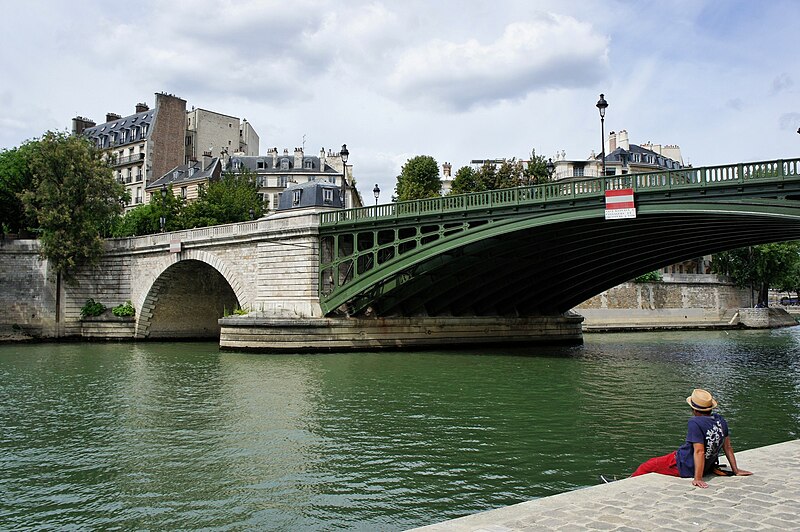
left=302, top=134, right=306, bottom=151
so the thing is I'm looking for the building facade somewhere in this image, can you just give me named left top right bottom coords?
left=185, top=108, right=259, bottom=164
left=228, top=146, right=362, bottom=212
left=145, top=155, right=222, bottom=204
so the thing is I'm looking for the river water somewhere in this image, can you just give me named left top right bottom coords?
left=1, top=328, right=799, bottom=530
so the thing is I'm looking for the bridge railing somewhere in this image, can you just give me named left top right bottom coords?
left=319, top=157, right=800, bottom=226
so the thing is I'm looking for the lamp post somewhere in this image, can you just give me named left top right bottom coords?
left=340, top=144, right=349, bottom=208
left=546, top=158, right=555, bottom=180
left=159, top=184, right=167, bottom=233
left=373, top=183, right=380, bottom=206
left=249, top=208, right=255, bottom=220
left=596, top=93, right=608, bottom=177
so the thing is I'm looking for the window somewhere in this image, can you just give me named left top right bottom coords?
left=173, top=170, right=180, bottom=179
left=292, top=189, right=302, bottom=205
left=181, top=186, right=187, bottom=199
left=323, top=188, right=333, bottom=204
left=304, top=159, right=313, bottom=169
left=232, top=159, right=242, bottom=171
left=186, top=135, right=192, bottom=146
left=278, top=176, right=288, bottom=187
left=188, top=167, right=196, bottom=177
left=198, top=183, right=205, bottom=195
left=257, top=160, right=265, bottom=169
left=280, top=159, right=290, bottom=170
left=572, top=166, right=584, bottom=177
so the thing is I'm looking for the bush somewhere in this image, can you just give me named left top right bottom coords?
left=632, top=271, right=663, bottom=283
left=112, top=300, right=135, bottom=317
left=80, top=298, right=106, bottom=318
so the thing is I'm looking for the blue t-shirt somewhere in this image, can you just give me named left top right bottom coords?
left=676, top=413, right=729, bottom=478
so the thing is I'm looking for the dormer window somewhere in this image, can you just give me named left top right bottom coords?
left=280, top=159, right=290, bottom=170
left=304, top=159, right=313, bottom=169
left=292, top=189, right=302, bottom=205
left=173, top=170, right=180, bottom=179
left=323, top=188, right=333, bottom=204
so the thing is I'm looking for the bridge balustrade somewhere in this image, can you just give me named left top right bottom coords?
left=319, top=157, right=800, bottom=228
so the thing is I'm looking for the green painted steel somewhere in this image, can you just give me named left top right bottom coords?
left=319, top=158, right=800, bottom=316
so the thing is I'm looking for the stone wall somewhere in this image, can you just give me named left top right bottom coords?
left=574, top=277, right=750, bottom=329
left=0, top=240, right=56, bottom=337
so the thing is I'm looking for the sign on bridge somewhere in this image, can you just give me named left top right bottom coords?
left=605, top=188, right=636, bottom=220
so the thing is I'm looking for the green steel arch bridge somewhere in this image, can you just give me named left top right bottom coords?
left=319, top=158, right=800, bottom=318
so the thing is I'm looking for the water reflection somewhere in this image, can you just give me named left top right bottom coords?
left=0, top=327, right=798, bottom=530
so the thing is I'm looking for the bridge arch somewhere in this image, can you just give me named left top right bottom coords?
left=135, top=249, right=249, bottom=339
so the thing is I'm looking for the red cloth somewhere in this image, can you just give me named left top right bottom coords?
left=632, top=451, right=680, bottom=477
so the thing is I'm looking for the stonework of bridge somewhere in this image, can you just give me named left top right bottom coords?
left=1, top=157, right=799, bottom=351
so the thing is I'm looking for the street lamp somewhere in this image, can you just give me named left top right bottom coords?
left=159, top=184, right=167, bottom=233
left=596, top=93, right=608, bottom=177
left=546, top=158, right=555, bottom=180
left=373, top=183, right=380, bottom=206
left=340, top=144, right=349, bottom=208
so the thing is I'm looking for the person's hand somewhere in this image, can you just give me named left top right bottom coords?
left=734, top=469, right=753, bottom=476
left=692, top=479, right=708, bottom=488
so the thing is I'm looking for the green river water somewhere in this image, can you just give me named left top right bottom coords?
left=1, top=328, right=799, bottom=530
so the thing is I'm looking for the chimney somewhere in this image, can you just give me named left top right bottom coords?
left=608, top=131, right=617, bottom=153
left=71, top=116, right=95, bottom=135
left=106, top=112, right=121, bottom=123
left=618, top=130, right=630, bottom=151
left=294, top=147, right=303, bottom=169
left=442, top=162, right=452, bottom=178
left=135, top=102, right=149, bottom=113
left=202, top=151, right=213, bottom=171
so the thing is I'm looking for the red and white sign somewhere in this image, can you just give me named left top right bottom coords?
left=604, top=188, right=636, bottom=220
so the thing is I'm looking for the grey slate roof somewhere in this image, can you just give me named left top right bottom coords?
left=276, top=180, right=343, bottom=210
left=82, top=110, right=155, bottom=147
left=229, top=155, right=339, bottom=174
left=146, top=158, right=222, bottom=191
left=600, top=144, right=682, bottom=170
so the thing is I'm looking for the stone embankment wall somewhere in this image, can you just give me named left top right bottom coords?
left=574, top=274, right=751, bottom=330
left=0, top=240, right=57, bottom=337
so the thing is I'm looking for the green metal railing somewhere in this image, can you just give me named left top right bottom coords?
left=320, top=158, right=800, bottom=227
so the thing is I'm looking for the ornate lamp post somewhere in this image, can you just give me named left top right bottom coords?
left=546, top=158, right=555, bottom=180
left=596, top=93, right=608, bottom=177
left=249, top=207, right=255, bottom=220
left=159, top=184, right=167, bottom=233
left=373, top=183, right=380, bottom=206
left=340, top=144, right=349, bottom=208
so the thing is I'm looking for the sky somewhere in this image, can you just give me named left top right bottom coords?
left=1, top=0, right=798, bottom=203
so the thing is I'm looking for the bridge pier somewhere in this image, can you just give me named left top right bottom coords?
left=218, top=314, right=584, bottom=352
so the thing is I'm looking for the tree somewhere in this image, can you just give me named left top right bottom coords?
left=395, top=155, right=441, bottom=201
left=182, top=169, right=263, bottom=226
left=0, top=141, right=37, bottom=235
left=711, top=242, right=800, bottom=307
left=450, top=166, right=482, bottom=195
left=20, top=131, right=126, bottom=283
left=523, top=148, right=552, bottom=185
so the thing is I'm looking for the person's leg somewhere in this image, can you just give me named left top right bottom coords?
left=631, top=451, right=680, bottom=477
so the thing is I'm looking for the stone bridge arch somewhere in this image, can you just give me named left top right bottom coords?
left=134, top=249, right=249, bottom=339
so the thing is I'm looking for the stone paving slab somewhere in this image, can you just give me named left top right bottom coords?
left=409, top=440, right=800, bottom=531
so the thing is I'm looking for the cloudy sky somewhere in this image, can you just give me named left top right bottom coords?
left=1, top=0, right=798, bottom=202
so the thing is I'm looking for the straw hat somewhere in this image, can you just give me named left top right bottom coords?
left=686, top=389, right=717, bottom=412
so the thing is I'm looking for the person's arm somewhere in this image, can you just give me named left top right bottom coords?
left=692, top=442, right=708, bottom=488
left=722, top=436, right=752, bottom=476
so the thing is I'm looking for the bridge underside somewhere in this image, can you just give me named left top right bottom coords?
left=327, top=204, right=800, bottom=318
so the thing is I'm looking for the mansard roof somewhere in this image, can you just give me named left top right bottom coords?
left=229, top=155, right=339, bottom=174
left=146, top=158, right=221, bottom=191
left=82, top=109, right=155, bottom=144
left=600, top=144, right=682, bottom=170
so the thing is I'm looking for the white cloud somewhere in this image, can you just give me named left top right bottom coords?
left=386, top=14, right=609, bottom=110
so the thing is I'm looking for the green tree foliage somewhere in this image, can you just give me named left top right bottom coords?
left=395, top=155, right=441, bottom=201
left=450, top=166, right=482, bottom=195
left=0, top=141, right=37, bottom=235
left=523, top=148, right=553, bottom=185
left=711, top=242, right=800, bottom=307
left=20, top=132, right=126, bottom=282
left=182, top=169, right=263, bottom=226
left=448, top=149, right=552, bottom=195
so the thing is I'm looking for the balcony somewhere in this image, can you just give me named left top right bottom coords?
left=110, top=153, right=145, bottom=167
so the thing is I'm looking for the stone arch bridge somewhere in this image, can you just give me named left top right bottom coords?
left=5, top=157, right=798, bottom=350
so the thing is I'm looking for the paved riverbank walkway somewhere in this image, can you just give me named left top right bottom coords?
left=410, top=440, right=800, bottom=531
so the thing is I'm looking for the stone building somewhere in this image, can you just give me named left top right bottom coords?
left=185, top=108, right=259, bottom=164
left=73, top=93, right=260, bottom=211
left=228, top=146, right=362, bottom=213
left=145, top=154, right=222, bottom=204
left=73, top=92, right=187, bottom=209
left=550, top=129, right=684, bottom=180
